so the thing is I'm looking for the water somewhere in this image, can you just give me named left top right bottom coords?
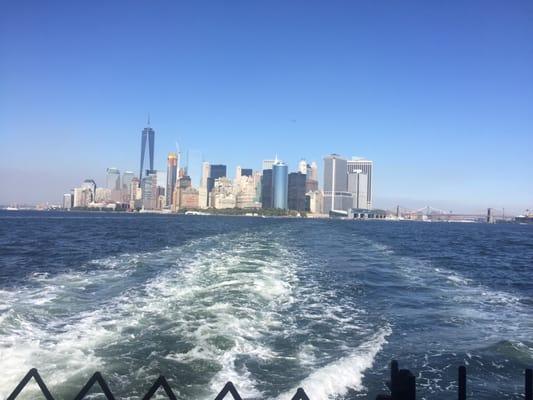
left=0, top=211, right=531, bottom=399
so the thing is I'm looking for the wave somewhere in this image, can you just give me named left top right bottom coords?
left=355, top=235, right=533, bottom=388
left=278, top=327, right=391, bottom=400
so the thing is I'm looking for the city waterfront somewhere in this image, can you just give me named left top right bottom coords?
left=0, top=211, right=531, bottom=399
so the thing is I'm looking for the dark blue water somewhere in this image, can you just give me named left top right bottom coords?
left=0, top=211, right=531, bottom=399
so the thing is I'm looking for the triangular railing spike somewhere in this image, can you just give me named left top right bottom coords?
left=73, top=372, right=115, bottom=400
left=291, top=387, right=310, bottom=400
left=214, top=382, right=243, bottom=400
left=7, top=369, right=55, bottom=400
left=142, top=375, right=177, bottom=400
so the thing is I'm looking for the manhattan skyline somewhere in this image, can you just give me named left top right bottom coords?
left=1, top=1, right=532, bottom=214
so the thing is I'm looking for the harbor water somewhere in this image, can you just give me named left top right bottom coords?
left=0, top=211, right=531, bottom=399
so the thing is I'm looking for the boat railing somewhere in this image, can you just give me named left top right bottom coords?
left=5, top=360, right=533, bottom=400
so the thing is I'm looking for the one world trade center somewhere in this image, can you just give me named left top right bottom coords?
left=139, top=118, right=155, bottom=181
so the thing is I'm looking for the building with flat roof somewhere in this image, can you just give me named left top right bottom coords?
left=347, top=158, right=373, bottom=209
left=262, top=159, right=276, bottom=171
left=261, top=169, right=273, bottom=209
left=288, top=172, right=306, bottom=211
left=141, top=172, right=157, bottom=210
left=63, top=193, right=73, bottom=209
left=347, top=170, right=368, bottom=209
left=323, top=154, right=352, bottom=213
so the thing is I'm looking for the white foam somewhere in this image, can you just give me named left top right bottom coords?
left=279, top=327, right=391, bottom=400
left=446, top=274, right=470, bottom=285
left=0, top=229, right=382, bottom=399
left=0, top=248, right=170, bottom=397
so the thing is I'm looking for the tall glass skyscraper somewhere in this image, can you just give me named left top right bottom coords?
left=106, top=168, right=121, bottom=190
left=139, top=121, right=155, bottom=181
left=166, top=153, right=178, bottom=207
left=272, top=161, right=288, bottom=209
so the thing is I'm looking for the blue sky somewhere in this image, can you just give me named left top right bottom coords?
left=1, top=1, right=532, bottom=213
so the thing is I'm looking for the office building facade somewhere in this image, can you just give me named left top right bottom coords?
left=347, top=158, right=373, bottom=209
left=261, top=169, right=273, bottom=208
left=141, top=172, right=157, bottom=210
left=63, top=193, right=73, bottom=209
left=347, top=170, right=368, bottom=209
left=241, top=168, right=253, bottom=177
left=262, top=159, right=276, bottom=171
left=122, top=171, right=135, bottom=203
left=323, top=154, right=352, bottom=213
left=288, top=172, right=306, bottom=211
left=166, top=152, right=178, bottom=207
left=106, top=168, right=121, bottom=191
left=272, top=161, right=288, bottom=209
left=207, top=164, right=227, bottom=196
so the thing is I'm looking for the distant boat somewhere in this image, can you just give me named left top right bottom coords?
left=5, top=207, right=18, bottom=211
left=184, top=211, right=209, bottom=216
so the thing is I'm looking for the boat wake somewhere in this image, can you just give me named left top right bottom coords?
left=0, top=229, right=386, bottom=399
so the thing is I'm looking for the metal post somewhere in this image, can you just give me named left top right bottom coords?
left=458, top=366, right=466, bottom=400
left=526, top=369, right=532, bottom=400
left=408, top=373, right=416, bottom=400
left=391, top=360, right=399, bottom=392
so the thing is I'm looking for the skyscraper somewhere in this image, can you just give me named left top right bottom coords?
left=310, top=161, right=318, bottom=181
left=241, top=168, right=253, bottom=177
left=139, top=119, right=155, bottom=181
left=347, top=158, right=373, bottom=209
left=207, top=164, right=227, bottom=194
left=288, top=172, right=306, bottom=211
left=262, top=159, right=276, bottom=171
left=106, top=168, right=121, bottom=191
left=106, top=168, right=121, bottom=202
left=272, top=161, right=288, bottom=209
left=210, top=164, right=227, bottom=180
left=166, top=153, right=178, bottom=207
left=121, top=171, right=134, bottom=203
left=81, top=179, right=96, bottom=193
left=141, top=172, right=157, bottom=210
left=323, top=154, right=352, bottom=213
left=130, top=177, right=141, bottom=209
left=201, top=162, right=211, bottom=187
left=63, top=193, right=73, bottom=209
left=299, top=159, right=319, bottom=192
left=235, top=166, right=253, bottom=180
left=261, top=169, right=273, bottom=208
left=199, top=161, right=211, bottom=208
left=347, top=170, right=368, bottom=209
left=81, top=179, right=96, bottom=203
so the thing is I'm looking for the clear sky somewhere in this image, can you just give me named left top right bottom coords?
left=1, top=1, right=532, bottom=213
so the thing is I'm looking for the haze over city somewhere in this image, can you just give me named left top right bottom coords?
left=1, top=1, right=532, bottom=214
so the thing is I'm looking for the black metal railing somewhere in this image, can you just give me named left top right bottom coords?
left=6, top=361, right=533, bottom=400
left=376, top=360, right=532, bottom=400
